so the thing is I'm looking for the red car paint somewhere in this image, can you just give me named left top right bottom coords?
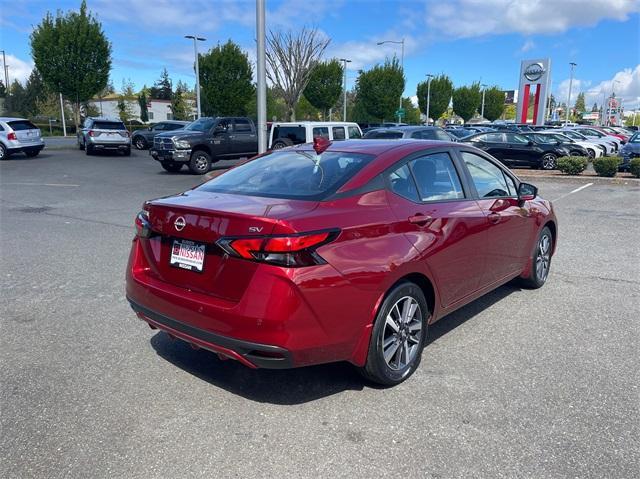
left=126, top=140, right=557, bottom=369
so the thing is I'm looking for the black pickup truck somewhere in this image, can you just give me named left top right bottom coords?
left=150, top=117, right=258, bottom=174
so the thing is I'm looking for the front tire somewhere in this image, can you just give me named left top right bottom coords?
left=520, top=226, right=553, bottom=289
left=85, top=143, right=93, bottom=155
left=271, top=138, right=293, bottom=150
left=541, top=153, right=557, bottom=170
left=359, top=281, right=429, bottom=386
left=586, top=148, right=595, bottom=159
left=188, top=150, right=212, bottom=174
left=133, top=136, right=147, bottom=149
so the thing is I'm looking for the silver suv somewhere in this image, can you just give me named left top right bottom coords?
left=77, top=117, right=131, bottom=156
left=0, top=117, right=45, bottom=160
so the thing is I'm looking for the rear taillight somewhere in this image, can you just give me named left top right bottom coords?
left=88, top=130, right=95, bottom=137
left=134, top=208, right=151, bottom=238
left=7, top=132, right=17, bottom=141
left=217, top=230, right=338, bottom=267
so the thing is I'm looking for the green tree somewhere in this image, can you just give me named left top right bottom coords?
left=295, top=95, right=322, bottom=120
left=138, top=91, right=149, bottom=123
left=303, top=59, right=343, bottom=119
left=503, top=103, right=516, bottom=120
left=0, top=79, right=6, bottom=97
left=199, top=40, right=254, bottom=116
left=574, top=92, right=586, bottom=113
left=149, top=68, right=172, bottom=100
left=24, top=69, right=47, bottom=116
left=402, top=97, right=421, bottom=124
left=5, top=80, right=28, bottom=116
left=117, top=79, right=136, bottom=123
left=245, top=86, right=288, bottom=121
left=171, top=80, right=190, bottom=120
left=482, top=86, right=506, bottom=122
left=591, top=102, right=598, bottom=112
left=452, top=83, right=481, bottom=122
left=30, top=0, right=111, bottom=127
left=355, top=57, right=404, bottom=122
left=416, top=74, right=453, bottom=122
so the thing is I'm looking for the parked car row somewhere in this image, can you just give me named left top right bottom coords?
left=0, top=117, right=45, bottom=160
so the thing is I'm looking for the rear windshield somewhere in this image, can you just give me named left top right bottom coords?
left=93, top=121, right=126, bottom=130
left=198, top=149, right=375, bottom=200
left=8, top=120, right=38, bottom=131
left=273, top=126, right=306, bottom=144
left=364, top=130, right=403, bottom=139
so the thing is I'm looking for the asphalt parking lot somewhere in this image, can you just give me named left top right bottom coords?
left=1, top=148, right=639, bottom=478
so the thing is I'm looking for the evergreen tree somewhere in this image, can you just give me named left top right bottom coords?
left=574, top=92, right=586, bottom=113
left=149, top=68, right=173, bottom=100
left=170, top=80, right=190, bottom=120
left=138, top=91, right=149, bottom=123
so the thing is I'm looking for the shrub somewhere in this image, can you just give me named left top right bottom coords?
left=557, top=156, right=588, bottom=175
left=592, top=157, right=621, bottom=177
left=630, top=158, right=640, bottom=178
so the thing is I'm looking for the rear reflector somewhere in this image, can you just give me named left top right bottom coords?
left=218, top=230, right=337, bottom=267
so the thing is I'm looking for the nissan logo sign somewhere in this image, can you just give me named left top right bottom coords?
left=524, top=63, right=545, bottom=82
left=174, top=216, right=186, bottom=231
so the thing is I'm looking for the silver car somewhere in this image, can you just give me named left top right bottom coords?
left=0, top=117, right=45, bottom=160
left=77, top=117, right=131, bottom=156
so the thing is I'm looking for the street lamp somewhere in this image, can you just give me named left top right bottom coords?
left=377, top=39, right=405, bottom=123
left=564, top=62, right=577, bottom=126
left=339, top=58, right=351, bottom=122
left=480, top=83, right=487, bottom=120
left=0, top=50, right=8, bottom=90
left=425, top=74, right=434, bottom=125
left=185, top=35, right=206, bottom=119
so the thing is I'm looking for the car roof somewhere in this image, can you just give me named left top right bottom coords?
left=88, top=117, right=125, bottom=122
left=0, top=117, right=29, bottom=122
left=273, top=121, right=360, bottom=127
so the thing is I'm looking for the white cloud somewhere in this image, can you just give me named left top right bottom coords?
left=3, top=54, right=33, bottom=86
left=556, top=65, right=640, bottom=110
left=520, top=39, right=535, bottom=53
left=327, top=34, right=420, bottom=71
left=424, top=0, right=640, bottom=38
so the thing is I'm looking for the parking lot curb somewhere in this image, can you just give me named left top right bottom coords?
left=516, top=172, right=640, bottom=185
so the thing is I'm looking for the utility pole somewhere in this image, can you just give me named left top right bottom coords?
left=256, top=0, right=267, bottom=154
left=0, top=50, right=8, bottom=90
left=185, top=35, right=206, bottom=119
left=564, top=62, right=577, bottom=126
left=480, top=83, right=487, bottom=120
left=59, top=92, right=67, bottom=137
left=377, top=39, right=405, bottom=123
left=425, top=73, right=434, bottom=125
left=339, top=58, right=351, bottom=122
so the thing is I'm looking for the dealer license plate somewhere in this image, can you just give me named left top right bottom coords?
left=170, top=239, right=205, bottom=272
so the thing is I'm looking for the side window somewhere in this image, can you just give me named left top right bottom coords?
left=312, top=127, right=329, bottom=139
left=411, top=131, right=423, bottom=139
left=484, top=132, right=505, bottom=142
left=273, top=126, right=306, bottom=144
left=166, top=123, right=182, bottom=131
left=409, top=152, right=464, bottom=201
left=166, top=113, right=173, bottom=120
left=148, top=111, right=154, bottom=120
left=503, top=173, right=517, bottom=196
left=235, top=118, right=252, bottom=133
left=461, top=151, right=510, bottom=198
left=388, top=164, right=420, bottom=202
left=217, top=119, right=232, bottom=132
left=152, top=123, right=164, bottom=131
left=507, top=133, right=529, bottom=144
left=348, top=126, right=362, bottom=139
left=434, top=129, right=453, bottom=141
left=332, top=127, right=346, bottom=140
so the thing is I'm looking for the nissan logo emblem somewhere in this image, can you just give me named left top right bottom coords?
left=174, top=216, right=186, bottom=231
left=524, top=63, right=545, bottom=82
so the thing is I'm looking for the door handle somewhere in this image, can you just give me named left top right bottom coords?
left=408, top=214, right=433, bottom=225
left=487, top=212, right=501, bottom=224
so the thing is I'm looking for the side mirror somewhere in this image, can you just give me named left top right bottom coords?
left=527, top=140, right=534, bottom=146
left=518, top=182, right=537, bottom=202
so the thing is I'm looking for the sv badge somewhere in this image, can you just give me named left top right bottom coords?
left=248, top=226, right=263, bottom=233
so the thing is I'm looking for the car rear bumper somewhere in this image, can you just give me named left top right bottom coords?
left=7, top=140, right=45, bottom=153
left=150, top=148, right=191, bottom=163
left=128, top=297, right=293, bottom=368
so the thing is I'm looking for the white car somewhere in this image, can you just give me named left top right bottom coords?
left=559, top=129, right=615, bottom=156
left=269, top=121, right=362, bottom=149
left=536, top=131, right=603, bottom=158
left=0, top=117, right=45, bottom=160
left=570, top=127, right=622, bottom=153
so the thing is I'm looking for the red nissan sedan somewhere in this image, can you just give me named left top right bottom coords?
left=126, top=139, right=557, bottom=386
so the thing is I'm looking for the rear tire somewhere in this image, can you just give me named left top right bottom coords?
left=133, top=136, right=147, bottom=149
left=358, top=281, right=429, bottom=386
left=85, top=143, right=93, bottom=155
left=271, top=138, right=293, bottom=150
left=79, top=140, right=85, bottom=150
left=520, top=226, right=553, bottom=289
left=0, top=143, right=8, bottom=160
left=161, top=162, right=182, bottom=172
left=188, top=150, right=212, bottom=174
left=586, top=148, right=595, bottom=159
left=541, top=153, right=557, bottom=170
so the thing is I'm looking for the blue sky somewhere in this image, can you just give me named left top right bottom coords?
left=2, top=0, right=639, bottom=109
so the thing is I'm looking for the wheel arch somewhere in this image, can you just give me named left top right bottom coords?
left=191, top=144, right=211, bottom=156
left=543, top=219, right=557, bottom=255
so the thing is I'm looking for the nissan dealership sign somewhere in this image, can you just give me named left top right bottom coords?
left=516, top=58, right=551, bottom=126
left=523, top=63, right=546, bottom=82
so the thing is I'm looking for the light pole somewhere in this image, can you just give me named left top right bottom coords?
left=339, top=58, right=351, bottom=122
left=185, top=35, right=206, bottom=119
left=377, top=39, right=405, bottom=123
left=256, top=0, right=267, bottom=153
left=425, top=73, right=434, bottom=125
left=564, top=62, right=577, bottom=126
left=0, top=50, right=8, bottom=90
left=480, top=83, right=487, bottom=120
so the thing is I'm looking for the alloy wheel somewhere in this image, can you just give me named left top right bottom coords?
left=542, top=154, right=556, bottom=170
left=134, top=137, right=146, bottom=149
left=535, top=233, right=551, bottom=282
left=382, top=296, right=423, bottom=371
left=194, top=155, right=208, bottom=172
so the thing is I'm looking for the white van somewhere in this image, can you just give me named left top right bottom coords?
left=269, top=121, right=362, bottom=149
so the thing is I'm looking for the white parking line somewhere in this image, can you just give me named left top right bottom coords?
left=553, top=182, right=593, bottom=202
left=3, top=183, right=80, bottom=187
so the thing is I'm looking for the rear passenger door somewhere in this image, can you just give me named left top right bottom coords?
left=331, top=126, right=346, bottom=141
left=385, top=149, right=490, bottom=308
left=232, top=118, right=257, bottom=156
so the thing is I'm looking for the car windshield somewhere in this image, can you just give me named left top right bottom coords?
left=197, top=149, right=375, bottom=200
left=629, top=133, right=640, bottom=143
left=563, top=130, right=587, bottom=140
left=551, top=134, right=574, bottom=143
left=529, top=134, right=555, bottom=144
left=364, top=130, right=403, bottom=139
left=184, top=118, right=215, bottom=131
left=93, top=121, right=126, bottom=130
left=8, top=120, right=38, bottom=131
